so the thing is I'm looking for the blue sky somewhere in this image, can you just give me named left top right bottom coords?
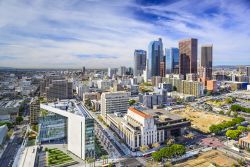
left=0, top=0, right=250, bottom=68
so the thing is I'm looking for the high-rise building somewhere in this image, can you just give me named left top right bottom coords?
left=82, top=66, right=86, bottom=76
left=200, top=45, right=213, bottom=80
left=247, top=66, right=250, bottom=76
left=101, top=91, right=130, bottom=120
left=40, top=100, right=95, bottom=160
left=134, top=50, right=147, bottom=76
left=160, top=61, right=165, bottom=77
left=148, top=38, right=163, bottom=78
left=179, top=38, right=198, bottom=78
left=118, top=66, right=127, bottom=76
left=165, top=48, right=179, bottom=74
left=46, top=80, right=73, bottom=100
left=108, top=68, right=116, bottom=78
left=30, top=98, right=40, bottom=124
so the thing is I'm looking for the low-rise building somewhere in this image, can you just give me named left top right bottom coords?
left=106, top=107, right=190, bottom=151
left=0, top=125, right=8, bottom=146
left=40, top=100, right=95, bottom=160
left=239, top=133, right=250, bottom=149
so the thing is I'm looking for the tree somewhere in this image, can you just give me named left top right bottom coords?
left=152, top=151, right=162, bottom=161
left=16, top=116, right=23, bottom=124
left=226, top=130, right=241, bottom=139
left=226, top=110, right=231, bottom=116
left=237, top=126, right=247, bottom=132
left=166, top=138, right=175, bottom=146
left=128, top=99, right=136, bottom=106
left=152, top=142, right=160, bottom=148
left=233, top=112, right=238, bottom=118
left=173, top=86, right=177, bottom=91
left=140, top=145, right=149, bottom=153
left=85, top=98, right=91, bottom=108
left=219, top=111, right=224, bottom=115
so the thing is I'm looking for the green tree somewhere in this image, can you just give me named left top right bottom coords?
left=85, top=98, right=91, bottom=108
left=226, top=110, right=231, bottom=116
left=237, top=126, right=247, bottom=132
left=16, top=116, right=23, bottom=124
left=226, top=130, right=241, bottom=139
left=128, top=99, right=136, bottom=106
left=219, top=111, right=224, bottom=115
left=233, top=112, right=238, bottom=118
left=173, top=86, right=177, bottom=91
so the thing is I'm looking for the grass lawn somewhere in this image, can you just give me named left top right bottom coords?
left=46, top=148, right=77, bottom=167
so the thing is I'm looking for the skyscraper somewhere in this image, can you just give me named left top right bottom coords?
left=134, top=50, right=146, bottom=76
left=118, top=66, right=127, bottom=76
left=247, top=66, right=250, bottom=76
left=165, top=48, right=179, bottom=74
left=179, top=38, right=198, bottom=78
left=148, top=38, right=163, bottom=78
left=201, top=45, right=213, bottom=80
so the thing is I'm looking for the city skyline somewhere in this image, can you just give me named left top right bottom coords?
left=0, top=0, right=250, bottom=68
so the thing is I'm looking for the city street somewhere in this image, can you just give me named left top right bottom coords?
left=79, top=102, right=130, bottom=157
left=0, top=135, right=23, bottom=167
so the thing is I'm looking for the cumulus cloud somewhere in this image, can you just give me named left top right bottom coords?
left=0, top=0, right=249, bottom=68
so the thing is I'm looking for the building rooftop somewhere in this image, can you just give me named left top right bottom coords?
left=240, top=133, right=250, bottom=143
left=45, top=100, right=92, bottom=118
left=141, top=108, right=184, bottom=122
left=128, top=107, right=152, bottom=119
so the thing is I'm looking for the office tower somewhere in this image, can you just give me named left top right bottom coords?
left=247, top=66, right=250, bottom=76
left=160, top=61, right=165, bottom=77
left=108, top=68, right=116, bottom=78
left=186, top=73, right=198, bottom=81
left=46, top=80, right=73, bottom=100
left=181, top=80, right=204, bottom=97
left=82, top=66, right=86, bottom=76
left=148, top=38, right=163, bottom=78
left=165, top=48, right=179, bottom=74
left=40, top=100, right=95, bottom=160
left=179, top=38, right=198, bottom=78
left=118, top=66, right=127, bottom=76
left=134, top=50, right=147, bottom=76
left=101, top=91, right=130, bottom=120
left=30, top=98, right=40, bottom=124
left=201, top=45, right=213, bottom=80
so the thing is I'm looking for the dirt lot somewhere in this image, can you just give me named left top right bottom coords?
left=174, top=150, right=239, bottom=167
left=172, top=106, right=231, bottom=133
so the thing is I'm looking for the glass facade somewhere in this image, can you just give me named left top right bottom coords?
left=165, top=48, right=179, bottom=74
left=85, top=118, right=95, bottom=158
left=148, top=38, right=163, bottom=78
left=38, top=114, right=67, bottom=142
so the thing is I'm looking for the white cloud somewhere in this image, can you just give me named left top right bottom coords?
left=0, top=0, right=249, bottom=68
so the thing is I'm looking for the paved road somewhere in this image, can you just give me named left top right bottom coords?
left=0, top=136, right=23, bottom=167
left=79, top=102, right=127, bottom=157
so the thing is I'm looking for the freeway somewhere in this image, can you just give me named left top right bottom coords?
left=79, top=102, right=127, bottom=157
left=0, top=135, right=23, bottom=167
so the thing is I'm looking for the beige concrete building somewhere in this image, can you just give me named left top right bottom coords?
left=30, top=99, right=40, bottom=124
left=106, top=107, right=190, bottom=151
left=101, top=91, right=130, bottom=121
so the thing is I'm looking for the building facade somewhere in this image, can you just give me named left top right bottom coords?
left=179, top=38, right=198, bottom=78
left=165, top=48, right=179, bottom=74
left=46, top=80, right=73, bottom=100
left=200, top=45, right=213, bottom=83
left=101, top=91, right=130, bottom=120
left=148, top=38, right=163, bottom=78
left=30, top=98, right=40, bottom=124
left=134, top=50, right=147, bottom=77
left=106, top=107, right=190, bottom=151
left=40, top=100, right=95, bottom=160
